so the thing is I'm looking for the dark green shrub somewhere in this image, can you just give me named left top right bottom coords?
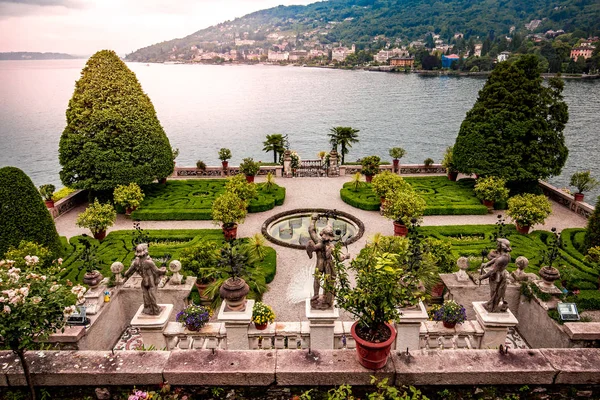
left=59, top=50, right=173, bottom=191
left=585, top=196, right=600, bottom=251
left=569, top=290, right=600, bottom=311
left=0, top=167, right=62, bottom=257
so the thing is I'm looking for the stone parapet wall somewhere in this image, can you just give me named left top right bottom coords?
left=173, top=165, right=282, bottom=178
left=539, top=180, right=595, bottom=218
left=50, top=189, right=87, bottom=219
left=2, top=348, right=600, bottom=388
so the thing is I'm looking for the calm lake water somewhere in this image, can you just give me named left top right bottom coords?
left=1, top=59, right=599, bottom=203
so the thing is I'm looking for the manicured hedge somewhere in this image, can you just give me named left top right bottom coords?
left=131, top=180, right=285, bottom=220
left=569, top=290, right=600, bottom=311
left=340, top=177, right=488, bottom=215
left=60, top=229, right=277, bottom=285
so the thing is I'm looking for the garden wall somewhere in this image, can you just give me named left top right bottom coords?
left=49, top=189, right=87, bottom=219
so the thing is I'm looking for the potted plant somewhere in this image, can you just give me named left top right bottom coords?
left=388, top=147, right=406, bottom=173
left=217, top=241, right=251, bottom=311
left=78, top=235, right=104, bottom=288
left=218, top=148, right=232, bottom=169
left=239, top=157, right=261, bottom=183
left=360, top=155, right=381, bottom=183
left=371, top=171, right=410, bottom=207
left=172, top=147, right=179, bottom=165
left=432, top=299, right=467, bottom=329
left=251, top=301, right=275, bottom=330
left=76, top=199, right=116, bottom=240
left=506, top=193, right=552, bottom=234
left=381, top=187, right=426, bottom=236
left=175, top=304, right=213, bottom=331
left=39, top=184, right=56, bottom=208
left=423, top=158, right=434, bottom=167
left=442, top=146, right=458, bottom=181
left=196, top=160, right=207, bottom=171
left=225, top=173, right=258, bottom=202
left=113, top=183, right=145, bottom=215
left=211, top=192, right=248, bottom=240
left=570, top=170, right=599, bottom=202
left=180, top=240, right=220, bottom=303
left=473, top=176, right=509, bottom=213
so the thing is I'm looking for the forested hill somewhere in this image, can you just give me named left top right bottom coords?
left=126, top=0, right=600, bottom=62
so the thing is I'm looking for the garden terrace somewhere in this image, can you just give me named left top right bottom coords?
left=340, top=176, right=488, bottom=215
left=132, top=180, right=285, bottom=220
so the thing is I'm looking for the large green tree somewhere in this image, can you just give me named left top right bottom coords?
left=329, top=126, right=360, bottom=165
left=0, top=167, right=62, bottom=257
left=452, top=55, right=568, bottom=191
left=262, top=133, right=286, bottom=163
left=59, top=50, right=173, bottom=191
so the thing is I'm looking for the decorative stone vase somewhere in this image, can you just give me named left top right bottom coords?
left=393, top=221, right=408, bottom=237
left=83, top=270, right=104, bottom=288
left=539, top=266, right=560, bottom=289
left=222, top=224, right=238, bottom=241
left=574, top=193, right=584, bottom=202
left=254, top=322, right=268, bottom=330
left=351, top=321, right=396, bottom=370
left=219, top=277, right=250, bottom=311
left=516, top=223, right=531, bottom=234
left=442, top=321, right=457, bottom=329
left=44, top=199, right=55, bottom=208
left=93, top=230, right=107, bottom=241
left=483, top=200, right=494, bottom=213
left=245, top=175, right=255, bottom=183
left=447, top=171, right=458, bottom=181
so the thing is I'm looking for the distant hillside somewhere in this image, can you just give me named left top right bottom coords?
left=0, top=52, right=79, bottom=60
left=126, top=0, right=600, bottom=63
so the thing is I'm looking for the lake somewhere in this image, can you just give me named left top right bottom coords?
left=0, top=59, right=599, bottom=202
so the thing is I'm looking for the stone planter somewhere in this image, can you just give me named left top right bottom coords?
left=219, top=277, right=250, bottom=311
left=83, top=270, right=104, bottom=288
left=351, top=321, right=396, bottom=370
left=539, top=266, right=560, bottom=289
left=93, top=230, right=107, bottom=241
left=393, top=221, right=408, bottom=237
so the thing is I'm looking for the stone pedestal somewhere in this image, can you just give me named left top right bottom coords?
left=306, top=299, right=339, bottom=350
left=83, top=283, right=109, bottom=315
left=130, top=304, right=173, bottom=350
left=218, top=299, right=254, bottom=350
left=395, top=300, right=428, bottom=351
left=473, top=301, right=518, bottom=349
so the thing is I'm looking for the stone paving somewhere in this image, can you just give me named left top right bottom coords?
left=54, top=174, right=588, bottom=322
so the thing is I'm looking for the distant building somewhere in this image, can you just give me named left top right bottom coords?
left=235, top=39, right=256, bottom=46
left=289, top=50, right=308, bottom=62
left=497, top=51, right=510, bottom=62
left=570, top=47, right=595, bottom=60
left=374, top=48, right=408, bottom=63
left=389, top=56, right=414, bottom=68
left=441, top=54, right=460, bottom=69
left=267, top=50, right=289, bottom=62
left=331, top=45, right=355, bottom=62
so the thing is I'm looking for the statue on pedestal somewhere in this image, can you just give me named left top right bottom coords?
left=306, top=214, right=337, bottom=310
left=511, top=256, right=538, bottom=282
left=479, top=238, right=511, bottom=313
left=124, top=243, right=166, bottom=315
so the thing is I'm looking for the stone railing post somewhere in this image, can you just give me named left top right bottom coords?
left=328, top=150, right=338, bottom=176
left=283, top=150, right=292, bottom=178
left=306, top=299, right=339, bottom=350
left=394, top=300, right=428, bottom=351
left=218, top=300, right=254, bottom=350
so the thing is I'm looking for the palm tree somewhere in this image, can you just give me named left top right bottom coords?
left=262, top=134, right=286, bottom=163
left=328, top=126, right=360, bottom=164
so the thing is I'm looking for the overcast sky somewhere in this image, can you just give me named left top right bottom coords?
left=0, top=0, right=318, bottom=56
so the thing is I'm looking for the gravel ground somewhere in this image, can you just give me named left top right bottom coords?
left=54, top=174, right=588, bottom=321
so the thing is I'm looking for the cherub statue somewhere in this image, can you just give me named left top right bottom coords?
left=124, top=243, right=166, bottom=315
left=306, top=214, right=338, bottom=310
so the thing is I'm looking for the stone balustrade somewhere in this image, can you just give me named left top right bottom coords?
left=49, top=189, right=87, bottom=219
left=539, top=180, right=595, bottom=219
left=173, top=165, right=282, bottom=178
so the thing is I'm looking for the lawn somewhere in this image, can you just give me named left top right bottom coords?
left=131, top=179, right=286, bottom=220
left=340, top=176, right=488, bottom=215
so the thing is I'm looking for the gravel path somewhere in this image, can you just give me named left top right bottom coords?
left=54, top=175, right=588, bottom=321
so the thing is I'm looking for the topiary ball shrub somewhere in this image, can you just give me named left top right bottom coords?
left=0, top=167, right=63, bottom=257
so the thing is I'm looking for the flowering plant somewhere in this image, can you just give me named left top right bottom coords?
left=432, top=300, right=467, bottom=325
left=252, top=301, right=275, bottom=325
left=175, top=304, right=212, bottom=331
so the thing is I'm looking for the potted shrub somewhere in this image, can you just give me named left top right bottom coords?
left=76, top=199, right=116, bottom=240
left=473, top=176, right=509, bottom=213
left=39, top=184, right=56, bottom=208
left=506, top=193, right=552, bottom=234
left=211, top=192, right=247, bottom=240
left=172, top=147, right=179, bottom=165
left=218, top=148, right=232, bottom=169
left=217, top=241, right=251, bottom=311
left=78, top=235, right=104, bottom=287
left=175, top=304, right=213, bottom=331
left=239, top=157, right=261, bottom=183
left=570, top=170, right=599, bottom=202
left=360, top=155, right=381, bottom=183
left=251, top=301, right=275, bottom=330
left=382, top=187, right=426, bottom=236
left=432, top=299, right=467, bottom=329
left=423, top=158, right=434, bottom=167
left=113, top=183, right=145, bottom=215
left=196, top=160, right=207, bottom=171
left=225, top=173, right=258, bottom=202
left=371, top=171, right=410, bottom=207
left=442, top=146, right=458, bottom=181
left=388, top=147, right=406, bottom=173
left=180, top=240, right=220, bottom=303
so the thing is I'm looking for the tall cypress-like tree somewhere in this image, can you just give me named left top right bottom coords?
left=453, top=55, right=568, bottom=192
left=0, top=167, right=62, bottom=257
left=59, top=50, right=173, bottom=191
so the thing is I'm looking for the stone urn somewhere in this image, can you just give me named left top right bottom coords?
left=539, top=266, right=560, bottom=290
left=219, top=277, right=250, bottom=311
left=83, top=270, right=104, bottom=288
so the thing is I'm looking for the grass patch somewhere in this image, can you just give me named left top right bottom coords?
left=131, top=179, right=285, bottom=220
left=341, top=176, right=488, bottom=215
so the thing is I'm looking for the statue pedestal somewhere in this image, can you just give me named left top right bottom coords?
left=130, top=304, right=173, bottom=350
left=218, top=299, right=254, bottom=350
left=306, top=299, right=339, bottom=350
left=473, top=301, right=518, bottom=349
left=83, top=283, right=108, bottom=315
left=395, top=300, right=428, bottom=351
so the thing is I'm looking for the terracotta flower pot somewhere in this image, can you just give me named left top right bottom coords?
left=219, top=277, right=250, bottom=311
left=93, top=230, right=107, bottom=241
left=222, top=161, right=229, bottom=169
left=392, top=159, right=399, bottom=173
left=365, top=175, right=373, bottom=183
left=245, top=175, right=255, bottom=183
left=44, top=199, right=55, bottom=208
left=254, top=322, right=268, bottom=330
left=447, top=171, right=458, bottom=181
left=574, top=193, right=584, bottom=202
left=393, top=221, right=408, bottom=237
left=443, top=321, right=457, bottom=329
left=125, top=206, right=137, bottom=216
left=195, top=281, right=212, bottom=305
left=159, top=178, right=167, bottom=184
left=351, top=321, right=396, bottom=370
left=516, top=223, right=531, bottom=234
left=222, top=224, right=238, bottom=241
left=483, top=199, right=494, bottom=213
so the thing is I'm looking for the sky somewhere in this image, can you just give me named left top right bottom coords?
left=0, top=0, right=318, bottom=56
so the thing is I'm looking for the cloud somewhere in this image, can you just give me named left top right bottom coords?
left=0, top=0, right=87, bottom=19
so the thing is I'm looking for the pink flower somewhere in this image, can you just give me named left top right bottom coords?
left=57, top=258, right=63, bottom=265
left=31, top=296, right=42, bottom=304
left=3, top=305, right=10, bottom=314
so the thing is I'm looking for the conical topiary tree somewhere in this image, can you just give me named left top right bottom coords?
left=585, top=196, right=600, bottom=251
left=0, top=167, right=62, bottom=257
left=59, top=50, right=173, bottom=191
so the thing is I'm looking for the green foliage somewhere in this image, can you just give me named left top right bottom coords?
left=263, top=171, right=276, bottom=193
left=423, top=158, right=434, bottom=167
left=329, top=126, right=359, bottom=165
left=570, top=170, right=599, bottom=194
left=212, top=192, right=247, bottom=227
left=239, top=157, right=261, bottom=176
left=218, top=148, right=232, bottom=161
left=59, top=50, right=173, bottom=191
left=453, top=55, right=569, bottom=186
left=113, top=183, right=144, bottom=210
left=252, top=301, right=275, bottom=324
left=432, top=300, right=467, bottom=325
left=38, top=184, right=55, bottom=201
left=382, top=187, right=426, bottom=225
left=52, top=187, right=75, bottom=202
left=585, top=196, right=600, bottom=250
left=360, top=155, right=381, bottom=177
left=569, top=290, right=600, bottom=310
left=424, top=238, right=456, bottom=273
left=506, top=193, right=552, bottom=227
left=441, top=146, right=456, bottom=172
left=0, top=167, right=62, bottom=257
left=3, top=241, right=54, bottom=270
left=172, top=147, right=180, bottom=160
left=389, top=147, right=406, bottom=160
left=76, top=200, right=116, bottom=235
left=247, top=233, right=268, bottom=261
left=226, top=174, right=258, bottom=202
left=196, top=160, right=206, bottom=170
left=179, top=240, right=220, bottom=283
left=371, top=171, right=409, bottom=198
left=263, top=134, right=286, bottom=163
left=474, top=176, right=509, bottom=202
left=350, top=172, right=364, bottom=192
